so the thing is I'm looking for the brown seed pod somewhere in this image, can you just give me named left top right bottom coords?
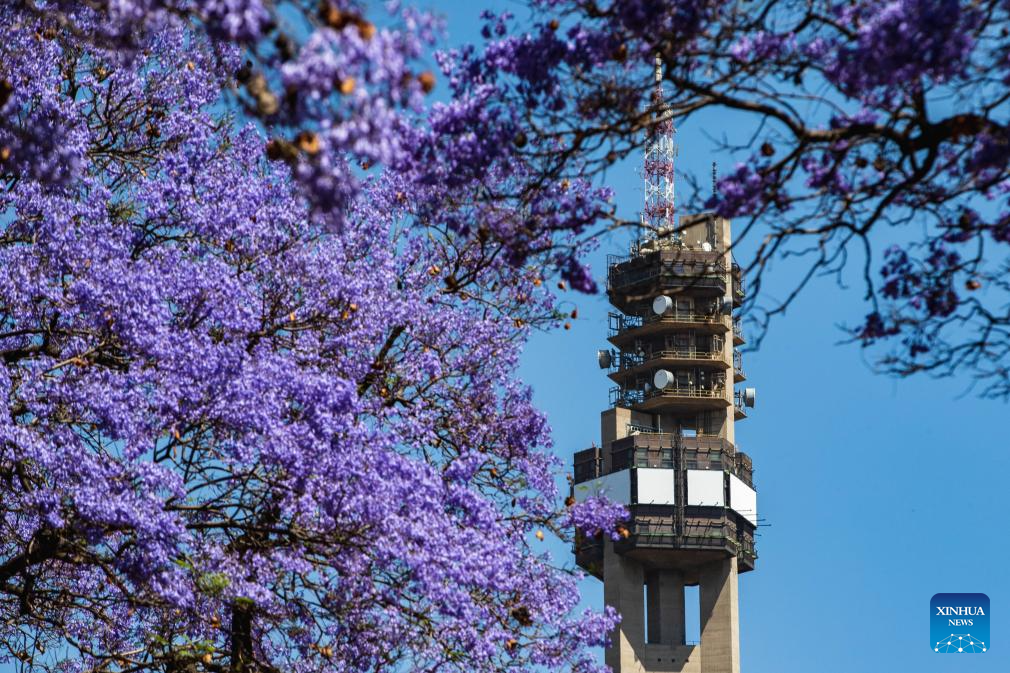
left=256, top=91, right=278, bottom=115
left=235, top=61, right=253, bottom=83
left=338, top=77, right=356, bottom=95
left=319, top=3, right=348, bottom=29
left=356, top=19, right=376, bottom=40
left=265, top=138, right=298, bottom=165
left=0, top=79, right=12, bottom=107
left=511, top=605, right=534, bottom=626
left=246, top=73, right=268, bottom=96
left=418, top=71, right=436, bottom=93
left=296, top=131, right=321, bottom=155
left=275, top=33, right=296, bottom=61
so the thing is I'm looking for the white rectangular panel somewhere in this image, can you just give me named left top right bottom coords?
left=687, top=469, right=725, bottom=506
left=729, top=474, right=758, bottom=525
left=572, top=469, right=631, bottom=505
left=635, top=468, right=675, bottom=505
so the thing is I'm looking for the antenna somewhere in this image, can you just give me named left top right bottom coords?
left=712, top=161, right=718, bottom=197
left=642, top=54, right=677, bottom=240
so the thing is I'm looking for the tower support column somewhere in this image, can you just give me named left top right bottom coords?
left=699, top=557, right=741, bottom=673
left=604, top=541, right=645, bottom=672
left=647, top=569, right=686, bottom=646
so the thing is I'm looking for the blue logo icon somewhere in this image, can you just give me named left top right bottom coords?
left=931, top=593, right=989, bottom=653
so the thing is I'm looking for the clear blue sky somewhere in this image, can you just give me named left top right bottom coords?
left=435, top=2, right=1010, bottom=672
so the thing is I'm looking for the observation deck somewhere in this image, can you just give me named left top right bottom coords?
left=572, top=432, right=757, bottom=581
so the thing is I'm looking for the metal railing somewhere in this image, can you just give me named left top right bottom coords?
left=734, top=390, right=749, bottom=418
left=732, top=316, right=745, bottom=343
left=610, top=385, right=727, bottom=407
left=612, top=348, right=723, bottom=373
left=608, top=248, right=724, bottom=269
left=611, top=446, right=675, bottom=471
left=608, top=310, right=727, bottom=339
left=609, top=266, right=727, bottom=292
left=733, top=349, right=745, bottom=379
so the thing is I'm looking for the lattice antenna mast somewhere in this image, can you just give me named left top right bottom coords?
left=642, top=54, right=678, bottom=240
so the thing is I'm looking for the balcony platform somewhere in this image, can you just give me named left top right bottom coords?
left=609, top=351, right=730, bottom=384
left=608, top=313, right=730, bottom=348
left=615, top=389, right=732, bottom=413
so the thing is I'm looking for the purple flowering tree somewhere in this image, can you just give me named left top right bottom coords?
left=0, top=3, right=626, bottom=673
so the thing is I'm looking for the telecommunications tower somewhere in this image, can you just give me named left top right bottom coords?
left=572, top=57, right=757, bottom=673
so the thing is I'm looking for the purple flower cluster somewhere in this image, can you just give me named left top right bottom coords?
left=825, top=0, right=980, bottom=101
left=730, top=31, right=794, bottom=62
left=707, top=162, right=779, bottom=217
left=563, top=495, right=629, bottom=541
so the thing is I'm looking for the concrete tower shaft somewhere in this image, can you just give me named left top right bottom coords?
left=573, top=215, right=756, bottom=673
left=572, top=60, right=756, bottom=673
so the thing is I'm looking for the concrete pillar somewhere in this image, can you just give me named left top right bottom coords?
left=604, top=541, right=645, bottom=672
left=699, top=557, right=740, bottom=673
left=646, top=570, right=686, bottom=645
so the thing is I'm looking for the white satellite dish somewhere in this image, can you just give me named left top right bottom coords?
left=743, top=387, right=756, bottom=407
left=652, top=295, right=673, bottom=315
left=654, top=369, right=674, bottom=389
left=597, top=349, right=613, bottom=369
left=701, top=241, right=713, bottom=252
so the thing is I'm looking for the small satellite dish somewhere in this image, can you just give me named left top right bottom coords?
left=597, top=349, right=613, bottom=369
left=743, top=387, right=756, bottom=407
left=701, top=241, right=713, bottom=252
left=652, top=295, right=673, bottom=315
left=653, top=369, right=674, bottom=390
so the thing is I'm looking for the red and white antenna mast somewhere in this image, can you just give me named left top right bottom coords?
left=642, top=54, right=678, bottom=239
